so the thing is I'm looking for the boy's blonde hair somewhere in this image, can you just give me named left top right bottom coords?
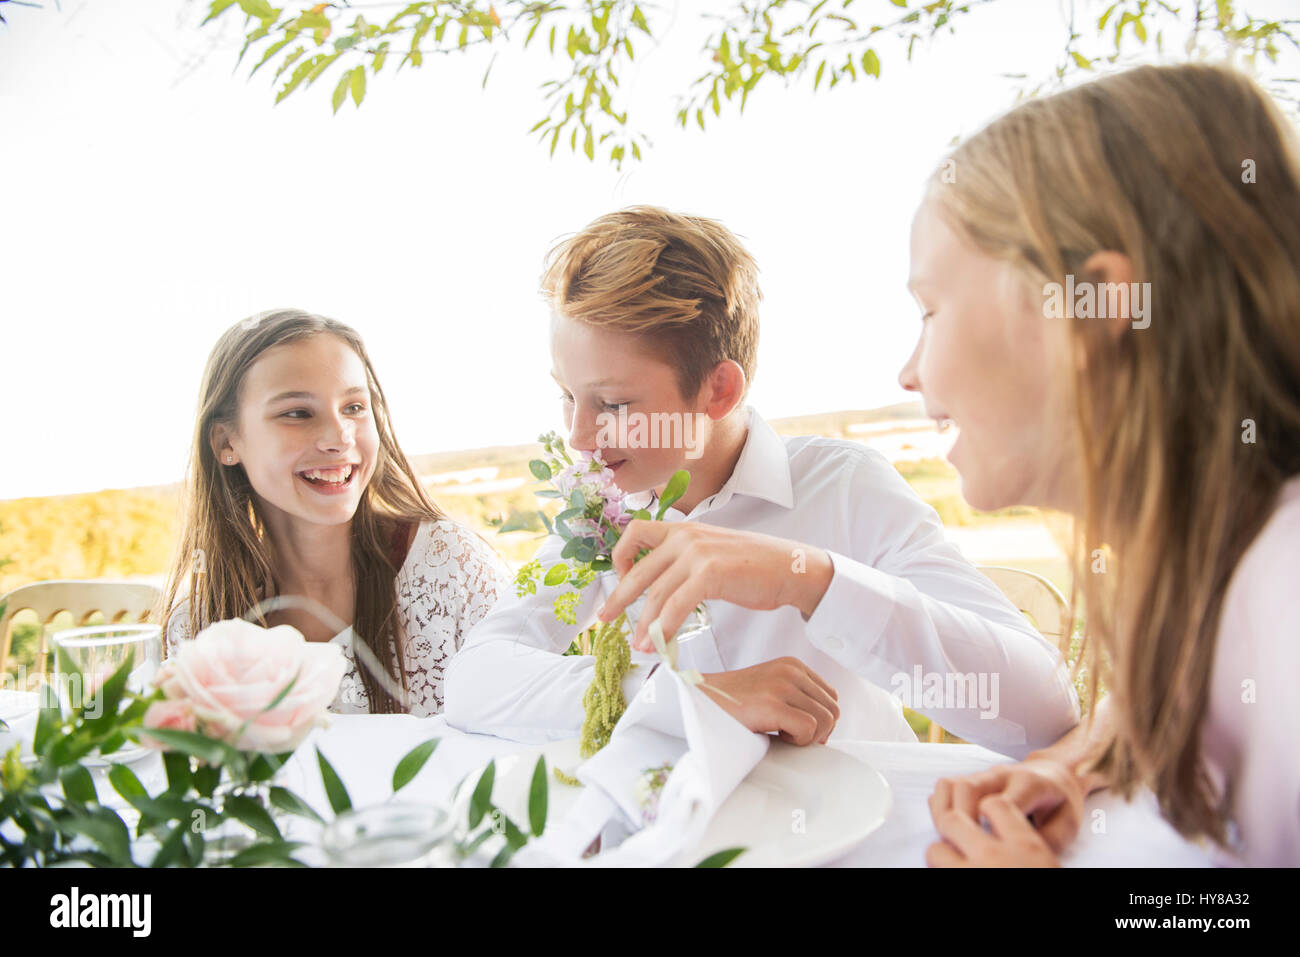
left=540, top=205, right=761, bottom=398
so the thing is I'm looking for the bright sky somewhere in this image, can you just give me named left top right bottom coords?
left=2, top=0, right=1295, bottom=500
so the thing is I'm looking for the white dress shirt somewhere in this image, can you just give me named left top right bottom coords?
left=444, top=408, right=1080, bottom=757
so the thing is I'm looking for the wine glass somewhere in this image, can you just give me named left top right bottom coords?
left=51, top=623, right=162, bottom=764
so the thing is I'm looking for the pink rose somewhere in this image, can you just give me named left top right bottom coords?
left=140, top=699, right=197, bottom=750
left=159, top=619, right=346, bottom=754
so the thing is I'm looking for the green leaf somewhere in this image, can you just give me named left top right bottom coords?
left=543, top=563, right=570, bottom=587
left=228, top=840, right=306, bottom=867
left=468, top=760, right=495, bottom=830
left=107, top=763, right=149, bottom=806
left=332, top=72, right=349, bottom=113
left=59, top=765, right=97, bottom=804
left=161, top=751, right=192, bottom=797
left=350, top=65, right=366, bottom=106
left=269, top=786, right=324, bottom=823
left=59, top=806, right=133, bottom=866
left=316, top=747, right=352, bottom=814
left=862, top=48, right=881, bottom=77
left=631, top=508, right=652, bottom=521
left=392, top=738, right=440, bottom=792
left=202, top=0, right=237, bottom=27
left=695, top=846, right=746, bottom=867
left=33, top=681, right=60, bottom=756
left=223, top=794, right=281, bottom=839
left=528, top=755, right=548, bottom=837
left=193, top=763, right=222, bottom=799
left=150, top=822, right=188, bottom=868
left=656, top=470, right=691, bottom=518
left=133, top=727, right=232, bottom=766
left=247, top=751, right=291, bottom=782
left=236, top=0, right=274, bottom=19
left=529, top=459, right=553, bottom=481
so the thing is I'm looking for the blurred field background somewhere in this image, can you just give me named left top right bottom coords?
left=1, top=403, right=1080, bottom=736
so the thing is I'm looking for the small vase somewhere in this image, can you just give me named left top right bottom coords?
left=623, top=595, right=711, bottom=646
left=200, top=776, right=290, bottom=866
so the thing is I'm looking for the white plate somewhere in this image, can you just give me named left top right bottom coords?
left=453, top=737, right=891, bottom=867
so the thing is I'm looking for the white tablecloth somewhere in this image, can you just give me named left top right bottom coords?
left=1, top=698, right=1217, bottom=866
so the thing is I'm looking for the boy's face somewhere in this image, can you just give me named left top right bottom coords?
left=550, top=311, right=712, bottom=497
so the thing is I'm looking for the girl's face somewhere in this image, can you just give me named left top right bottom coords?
left=217, top=334, right=380, bottom=528
left=899, top=199, right=1076, bottom=512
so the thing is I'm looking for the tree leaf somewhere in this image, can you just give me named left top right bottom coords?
left=391, top=738, right=440, bottom=793
left=316, top=747, right=352, bottom=814
left=350, top=64, right=366, bottom=105
left=528, top=755, right=548, bottom=837
left=332, top=71, right=349, bottom=113
left=236, top=0, right=274, bottom=20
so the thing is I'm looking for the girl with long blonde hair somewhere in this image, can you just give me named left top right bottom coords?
left=902, top=62, right=1300, bottom=865
left=160, top=309, right=510, bottom=716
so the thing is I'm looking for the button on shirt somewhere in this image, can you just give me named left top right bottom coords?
left=444, top=408, right=1080, bottom=757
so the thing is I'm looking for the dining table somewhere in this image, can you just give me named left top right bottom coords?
left=0, top=691, right=1218, bottom=867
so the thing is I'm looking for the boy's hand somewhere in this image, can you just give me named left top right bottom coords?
left=697, top=657, right=840, bottom=745
left=597, top=521, right=834, bottom=651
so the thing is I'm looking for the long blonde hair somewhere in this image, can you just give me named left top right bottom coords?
left=159, top=309, right=448, bottom=713
left=929, top=63, right=1300, bottom=844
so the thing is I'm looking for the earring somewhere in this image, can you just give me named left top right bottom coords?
left=224, top=455, right=234, bottom=465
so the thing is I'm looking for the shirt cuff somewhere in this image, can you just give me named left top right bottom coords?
left=803, top=549, right=898, bottom=669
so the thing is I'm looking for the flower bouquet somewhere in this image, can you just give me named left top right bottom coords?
left=513, top=432, right=709, bottom=757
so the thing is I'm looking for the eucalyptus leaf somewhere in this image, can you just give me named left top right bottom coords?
left=528, top=755, right=548, bottom=837
left=391, top=737, right=440, bottom=793
left=529, top=459, right=552, bottom=481
left=59, top=765, right=97, bottom=805
left=316, top=747, right=352, bottom=814
left=223, top=794, right=281, bottom=839
left=269, top=786, right=324, bottom=824
left=468, top=760, right=495, bottom=830
left=695, top=846, right=746, bottom=867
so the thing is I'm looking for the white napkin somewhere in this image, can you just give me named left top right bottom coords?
left=0, top=689, right=40, bottom=762
left=522, top=663, right=769, bottom=867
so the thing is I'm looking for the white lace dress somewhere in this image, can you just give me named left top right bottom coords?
left=164, top=519, right=511, bottom=718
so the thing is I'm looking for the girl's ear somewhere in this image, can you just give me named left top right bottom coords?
left=702, top=359, right=746, bottom=421
left=210, top=422, right=239, bottom=467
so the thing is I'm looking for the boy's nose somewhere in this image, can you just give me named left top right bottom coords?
left=568, top=405, right=601, bottom=453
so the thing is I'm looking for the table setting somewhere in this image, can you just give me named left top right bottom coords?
left=0, top=617, right=1216, bottom=868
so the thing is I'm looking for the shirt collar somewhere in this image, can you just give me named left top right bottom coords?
left=708, top=406, right=795, bottom=511
left=623, top=406, right=795, bottom=515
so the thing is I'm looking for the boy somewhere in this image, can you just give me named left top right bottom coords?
left=444, top=206, right=1079, bottom=757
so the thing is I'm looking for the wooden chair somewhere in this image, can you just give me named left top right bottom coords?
left=0, top=580, right=161, bottom=678
left=925, top=565, right=1072, bottom=743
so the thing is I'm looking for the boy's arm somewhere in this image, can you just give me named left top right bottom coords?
left=801, top=451, right=1080, bottom=757
left=441, top=535, right=651, bottom=742
left=602, top=450, right=1080, bottom=758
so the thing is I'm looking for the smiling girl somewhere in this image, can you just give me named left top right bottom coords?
left=160, top=309, right=510, bottom=716
left=902, top=64, right=1300, bottom=866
